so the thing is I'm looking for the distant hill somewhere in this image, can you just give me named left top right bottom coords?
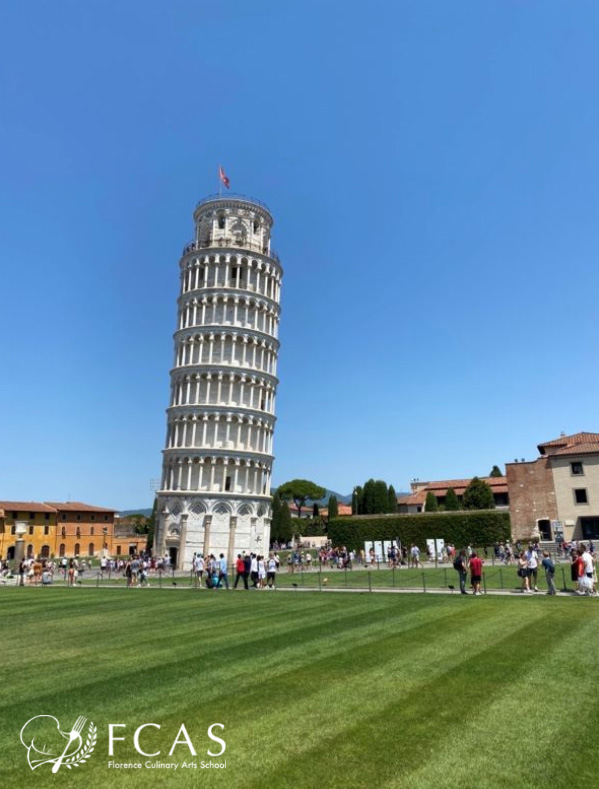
left=118, top=508, right=153, bottom=518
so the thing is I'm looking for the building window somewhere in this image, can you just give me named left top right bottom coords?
left=28, top=525, right=34, bottom=535
left=225, top=476, right=232, bottom=492
left=116, top=545, right=122, bottom=556
left=12, top=511, right=17, bottom=518
left=88, top=543, right=95, bottom=556
left=218, top=214, right=226, bottom=229
left=571, top=462, right=584, bottom=476
left=44, top=525, right=49, bottom=535
left=61, top=527, right=66, bottom=538
left=90, top=527, right=94, bottom=536
left=11, top=525, right=16, bottom=535
left=74, top=543, right=80, bottom=556
left=59, top=543, right=65, bottom=557
left=104, top=515, right=109, bottom=522
left=575, top=489, right=589, bottom=504
left=76, top=527, right=81, bottom=538
left=29, top=512, right=35, bottom=520
left=45, top=513, right=50, bottom=521
left=76, top=514, right=81, bottom=521
left=61, top=514, right=67, bottom=521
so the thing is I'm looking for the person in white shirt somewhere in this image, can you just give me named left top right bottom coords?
left=266, top=554, right=277, bottom=589
left=580, top=546, right=594, bottom=596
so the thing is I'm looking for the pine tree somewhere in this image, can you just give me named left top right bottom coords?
left=489, top=465, right=503, bottom=478
left=463, top=477, right=495, bottom=510
left=425, top=491, right=439, bottom=512
left=445, top=487, right=460, bottom=511
left=388, top=485, right=398, bottom=513
left=328, top=495, right=339, bottom=520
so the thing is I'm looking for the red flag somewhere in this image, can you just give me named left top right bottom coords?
left=219, top=165, right=230, bottom=189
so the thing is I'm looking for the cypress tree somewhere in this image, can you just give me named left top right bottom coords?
left=425, top=491, right=439, bottom=512
left=388, top=485, right=398, bottom=513
left=328, top=495, right=339, bottom=520
left=489, top=465, right=503, bottom=478
left=445, top=487, right=460, bottom=511
left=373, top=480, right=390, bottom=513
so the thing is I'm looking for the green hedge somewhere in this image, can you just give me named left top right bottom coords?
left=328, top=511, right=511, bottom=551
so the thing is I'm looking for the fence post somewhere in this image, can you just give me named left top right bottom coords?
left=392, top=566, right=395, bottom=588
left=158, top=569, right=162, bottom=588
left=368, top=571, right=372, bottom=592
left=422, top=572, right=426, bottom=594
left=318, top=566, right=322, bottom=592
left=301, top=565, right=305, bottom=586
left=483, top=573, right=487, bottom=595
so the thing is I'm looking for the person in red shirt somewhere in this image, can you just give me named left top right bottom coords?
left=234, top=554, right=247, bottom=589
left=469, top=552, right=483, bottom=596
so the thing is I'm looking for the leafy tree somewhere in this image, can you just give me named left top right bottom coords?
left=328, top=495, right=339, bottom=520
left=425, top=491, right=439, bottom=512
left=462, top=477, right=495, bottom=510
left=445, top=487, right=460, bottom=511
left=489, top=465, right=503, bottom=478
left=277, top=479, right=326, bottom=519
left=388, top=485, right=398, bottom=514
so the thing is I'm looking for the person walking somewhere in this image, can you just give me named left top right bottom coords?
left=518, top=551, right=530, bottom=592
left=541, top=550, right=557, bottom=595
left=469, top=551, right=483, bottom=596
left=218, top=553, right=230, bottom=589
left=234, top=554, right=246, bottom=589
left=266, top=553, right=277, bottom=589
left=526, top=544, right=539, bottom=592
left=453, top=549, right=469, bottom=594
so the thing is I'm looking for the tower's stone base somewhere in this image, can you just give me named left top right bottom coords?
left=154, top=494, right=271, bottom=570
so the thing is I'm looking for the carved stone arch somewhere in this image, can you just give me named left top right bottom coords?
left=257, top=504, right=267, bottom=517
left=212, top=501, right=233, bottom=516
left=190, top=501, right=207, bottom=516
left=237, top=503, right=254, bottom=517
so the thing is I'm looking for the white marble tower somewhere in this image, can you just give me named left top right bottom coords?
left=155, top=193, right=282, bottom=570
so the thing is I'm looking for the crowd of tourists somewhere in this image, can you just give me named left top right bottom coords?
left=191, top=552, right=280, bottom=589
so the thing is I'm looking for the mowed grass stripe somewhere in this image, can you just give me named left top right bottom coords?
left=1, top=591, right=596, bottom=789
left=400, top=609, right=599, bottom=789
left=245, top=600, right=583, bottom=789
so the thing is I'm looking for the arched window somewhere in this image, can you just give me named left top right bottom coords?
left=218, top=213, right=226, bottom=229
left=88, top=543, right=95, bottom=556
left=61, top=526, right=66, bottom=538
left=27, top=544, right=34, bottom=558
left=74, top=543, right=80, bottom=556
left=41, top=545, right=50, bottom=558
left=76, top=527, right=81, bottom=538
left=59, top=543, right=66, bottom=557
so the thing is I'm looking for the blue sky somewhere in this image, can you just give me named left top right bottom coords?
left=1, top=1, right=598, bottom=509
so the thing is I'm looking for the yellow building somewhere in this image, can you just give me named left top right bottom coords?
left=0, top=502, right=58, bottom=561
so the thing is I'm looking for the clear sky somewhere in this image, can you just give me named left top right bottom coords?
left=1, top=1, right=598, bottom=510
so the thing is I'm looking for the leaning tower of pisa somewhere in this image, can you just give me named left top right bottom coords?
left=154, top=193, right=282, bottom=570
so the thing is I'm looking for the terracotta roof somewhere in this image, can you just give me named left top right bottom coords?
left=397, top=491, right=426, bottom=506
left=538, top=432, right=599, bottom=456
left=0, top=501, right=58, bottom=513
left=45, top=501, right=116, bottom=513
left=550, top=442, right=599, bottom=457
left=321, top=504, right=353, bottom=517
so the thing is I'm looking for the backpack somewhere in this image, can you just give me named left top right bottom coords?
left=453, top=557, right=463, bottom=571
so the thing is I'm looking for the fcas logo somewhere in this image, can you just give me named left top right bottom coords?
left=20, top=715, right=96, bottom=772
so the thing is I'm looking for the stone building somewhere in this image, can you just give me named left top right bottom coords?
left=506, top=432, right=599, bottom=541
left=397, top=477, right=509, bottom=513
left=154, top=193, right=283, bottom=569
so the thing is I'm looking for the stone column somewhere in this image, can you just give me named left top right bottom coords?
left=202, top=515, right=212, bottom=557
left=227, top=516, right=237, bottom=574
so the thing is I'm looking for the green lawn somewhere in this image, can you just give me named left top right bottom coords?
left=2, top=587, right=598, bottom=789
